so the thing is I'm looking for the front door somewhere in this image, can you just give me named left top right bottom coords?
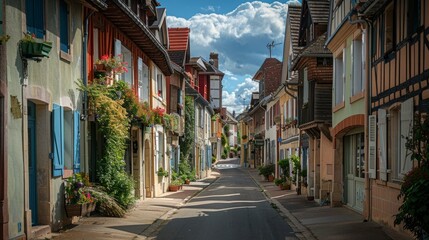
left=343, top=132, right=365, bottom=212
left=28, top=101, right=37, bottom=225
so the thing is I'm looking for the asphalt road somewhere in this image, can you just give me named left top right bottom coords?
left=156, top=158, right=297, bottom=240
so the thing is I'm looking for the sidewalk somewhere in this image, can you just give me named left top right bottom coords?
left=37, top=171, right=220, bottom=240
left=246, top=168, right=411, bottom=240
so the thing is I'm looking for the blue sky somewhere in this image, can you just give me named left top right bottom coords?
left=161, top=0, right=301, bottom=114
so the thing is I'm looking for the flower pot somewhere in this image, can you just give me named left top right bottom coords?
left=280, top=183, right=291, bottom=190
left=185, top=179, right=190, bottom=185
left=21, top=41, right=52, bottom=58
left=169, top=185, right=180, bottom=192
left=267, top=175, right=274, bottom=182
left=65, top=203, right=95, bottom=218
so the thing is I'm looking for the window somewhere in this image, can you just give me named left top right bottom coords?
left=138, top=57, right=149, bottom=102
left=407, top=0, right=420, bottom=36
left=155, top=131, right=164, bottom=170
left=384, top=3, right=394, bottom=52
left=352, top=40, right=363, bottom=95
left=303, top=68, right=308, bottom=104
left=334, top=51, right=344, bottom=105
left=115, top=39, right=133, bottom=86
left=26, top=0, right=44, bottom=38
left=388, top=98, right=414, bottom=180
left=59, top=0, right=70, bottom=53
left=317, top=57, right=333, bottom=66
left=156, top=72, right=163, bottom=98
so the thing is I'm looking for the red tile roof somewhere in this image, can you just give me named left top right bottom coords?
left=168, top=28, right=190, bottom=51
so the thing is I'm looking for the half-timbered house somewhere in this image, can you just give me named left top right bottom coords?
left=359, top=0, right=429, bottom=233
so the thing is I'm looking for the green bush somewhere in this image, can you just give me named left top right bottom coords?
left=258, top=164, right=275, bottom=178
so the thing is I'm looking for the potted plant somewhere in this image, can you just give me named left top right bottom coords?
left=168, top=179, right=182, bottom=192
left=64, top=173, right=96, bottom=217
left=157, top=167, right=169, bottom=177
left=278, top=158, right=291, bottom=189
left=258, top=164, right=275, bottom=182
left=20, top=32, right=52, bottom=58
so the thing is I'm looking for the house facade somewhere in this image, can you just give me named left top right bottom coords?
left=84, top=0, right=173, bottom=200
left=4, top=0, right=85, bottom=238
left=252, top=58, right=282, bottom=168
left=326, top=0, right=367, bottom=210
left=0, top=0, right=8, bottom=238
left=358, top=0, right=429, bottom=233
left=292, top=0, right=333, bottom=200
left=279, top=3, right=302, bottom=186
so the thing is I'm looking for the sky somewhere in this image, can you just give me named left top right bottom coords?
left=160, top=0, right=301, bottom=114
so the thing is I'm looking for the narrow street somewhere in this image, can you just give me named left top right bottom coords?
left=156, top=158, right=297, bottom=240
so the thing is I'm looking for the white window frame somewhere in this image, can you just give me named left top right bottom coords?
left=352, top=39, right=363, bottom=96
left=334, top=51, right=344, bottom=105
left=303, top=68, right=309, bottom=104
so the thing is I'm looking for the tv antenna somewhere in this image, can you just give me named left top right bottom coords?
left=266, top=41, right=281, bottom=58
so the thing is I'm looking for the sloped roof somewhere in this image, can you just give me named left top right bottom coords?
left=199, top=58, right=224, bottom=76
left=253, top=58, right=282, bottom=81
left=288, top=4, right=303, bottom=57
left=150, top=8, right=166, bottom=29
left=291, top=33, right=331, bottom=69
left=168, top=50, right=186, bottom=67
left=307, top=0, right=330, bottom=24
left=168, top=28, right=190, bottom=67
left=168, top=28, right=190, bottom=51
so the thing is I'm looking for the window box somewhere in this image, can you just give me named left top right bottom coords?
left=21, top=41, right=52, bottom=58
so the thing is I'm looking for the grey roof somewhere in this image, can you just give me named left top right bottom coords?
left=201, top=58, right=224, bottom=76
left=307, top=0, right=330, bottom=24
left=292, top=33, right=331, bottom=69
left=168, top=50, right=186, bottom=67
left=288, top=4, right=303, bottom=57
left=150, top=8, right=166, bottom=28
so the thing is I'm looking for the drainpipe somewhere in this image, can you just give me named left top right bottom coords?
left=83, top=10, right=95, bottom=173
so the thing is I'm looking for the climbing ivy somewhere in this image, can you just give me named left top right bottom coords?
left=179, top=96, right=195, bottom=163
left=78, top=80, right=135, bottom=209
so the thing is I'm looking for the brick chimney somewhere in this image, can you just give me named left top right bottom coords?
left=209, top=52, right=219, bottom=68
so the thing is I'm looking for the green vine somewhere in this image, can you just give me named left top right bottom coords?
left=179, top=96, right=195, bottom=162
left=77, top=80, right=135, bottom=208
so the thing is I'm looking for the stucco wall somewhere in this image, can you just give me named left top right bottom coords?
left=6, top=0, right=83, bottom=237
left=332, top=37, right=365, bottom=127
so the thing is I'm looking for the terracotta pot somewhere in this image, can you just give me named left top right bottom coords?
left=268, top=175, right=274, bottom=182
left=185, top=179, right=190, bottom=184
left=169, top=185, right=180, bottom=192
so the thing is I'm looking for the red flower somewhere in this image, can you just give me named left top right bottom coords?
left=101, top=54, right=109, bottom=61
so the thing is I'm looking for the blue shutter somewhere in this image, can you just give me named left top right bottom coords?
left=73, top=111, right=81, bottom=173
left=59, top=0, right=69, bottom=52
left=26, top=0, right=44, bottom=38
left=52, top=104, right=64, bottom=177
left=25, top=0, right=35, bottom=35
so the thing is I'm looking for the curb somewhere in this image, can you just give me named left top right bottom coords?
left=139, top=175, right=221, bottom=239
left=245, top=169, right=317, bottom=240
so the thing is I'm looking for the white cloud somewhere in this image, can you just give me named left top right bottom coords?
left=222, top=76, right=259, bottom=113
left=167, top=1, right=300, bottom=113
